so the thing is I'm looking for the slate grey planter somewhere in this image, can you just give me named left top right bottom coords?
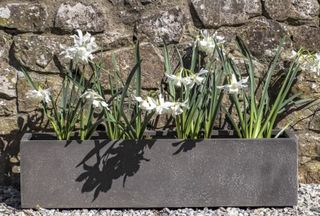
left=20, top=130, right=298, bottom=208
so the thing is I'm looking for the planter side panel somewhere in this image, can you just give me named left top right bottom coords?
left=21, top=136, right=297, bottom=208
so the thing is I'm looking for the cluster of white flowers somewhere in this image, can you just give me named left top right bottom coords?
left=165, top=56, right=248, bottom=95
left=165, top=69, right=208, bottom=89
left=291, top=50, right=320, bottom=76
left=26, top=30, right=102, bottom=109
left=217, top=74, right=249, bottom=94
left=26, top=88, right=51, bottom=104
left=61, top=29, right=99, bottom=65
left=135, top=94, right=188, bottom=116
left=197, top=30, right=225, bottom=55
left=81, top=89, right=109, bottom=112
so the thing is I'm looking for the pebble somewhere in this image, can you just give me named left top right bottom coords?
left=0, top=184, right=319, bottom=216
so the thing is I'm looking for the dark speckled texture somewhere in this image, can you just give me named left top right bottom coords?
left=20, top=131, right=298, bottom=208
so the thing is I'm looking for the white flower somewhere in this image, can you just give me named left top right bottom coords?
left=61, top=29, right=99, bottom=64
left=217, top=74, right=249, bottom=94
left=135, top=94, right=173, bottom=115
left=92, top=100, right=109, bottom=110
left=309, top=53, right=320, bottom=75
left=135, top=94, right=188, bottom=116
left=169, top=100, right=189, bottom=117
left=183, top=69, right=208, bottom=89
left=26, top=88, right=51, bottom=104
left=154, top=94, right=173, bottom=115
left=165, top=72, right=185, bottom=87
left=81, top=89, right=109, bottom=112
left=198, top=30, right=225, bottom=55
left=290, top=50, right=298, bottom=59
left=165, top=69, right=208, bottom=89
left=135, top=96, right=157, bottom=111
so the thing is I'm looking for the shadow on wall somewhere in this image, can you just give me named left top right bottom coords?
left=76, top=139, right=155, bottom=201
left=0, top=111, right=50, bottom=187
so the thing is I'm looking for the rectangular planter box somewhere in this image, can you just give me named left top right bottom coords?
left=20, top=130, right=298, bottom=208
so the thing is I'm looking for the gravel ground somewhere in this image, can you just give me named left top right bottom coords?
left=0, top=184, right=319, bottom=216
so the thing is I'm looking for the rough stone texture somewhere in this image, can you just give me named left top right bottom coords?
left=95, top=27, right=134, bottom=51
left=109, top=0, right=137, bottom=6
left=0, top=0, right=319, bottom=186
left=14, top=34, right=72, bottom=73
left=309, top=111, right=320, bottom=131
left=0, top=2, right=48, bottom=32
left=292, top=65, right=320, bottom=98
left=291, top=0, right=319, bottom=24
left=301, top=161, right=320, bottom=184
left=108, top=0, right=163, bottom=26
left=298, top=132, right=320, bottom=161
left=0, top=117, right=17, bottom=135
left=103, top=43, right=163, bottom=89
left=55, top=2, right=106, bottom=33
left=117, top=8, right=141, bottom=26
left=110, top=0, right=159, bottom=6
left=140, top=0, right=158, bottom=5
left=109, top=0, right=155, bottom=7
left=238, top=17, right=290, bottom=59
left=288, top=25, right=320, bottom=52
left=137, top=7, right=185, bottom=45
left=263, top=0, right=291, bottom=21
left=191, top=0, right=262, bottom=28
left=0, top=99, right=16, bottom=116
left=263, top=0, right=319, bottom=26
left=17, top=72, right=63, bottom=113
left=0, top=62, right=17, bottom=99
left=0, top=31, right=11, bottom=62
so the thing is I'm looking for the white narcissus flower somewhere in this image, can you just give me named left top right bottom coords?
left=61, top=29, right=99, bottom=64
left=92, top=99, right=109, bottom=110
left=154, top=94, right=173, bottom=115
left=198, top=30, right=225, bottom=55
left=136, top=94, right=188, bottom=116
left=81, top=89, right=109, bottom=112
left=26, top=88, right=51, bottom=104
left=217, top=74, right=249, bottom=94
left=165, top=72, right=185, bottom=87
left=135, top=96, right=157, bottom=111
left=184, top=69, right=208, bottom=89
left=165, top=69, right=208, bottom=89
left=169, top=100, right=189, bottom=117
left=135, top=94, right=173, bottom=115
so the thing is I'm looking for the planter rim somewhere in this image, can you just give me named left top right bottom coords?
left=21, top=129, right=297, bottom=142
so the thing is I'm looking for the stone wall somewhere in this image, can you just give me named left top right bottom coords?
left=0, top=0, right=320, bottom=185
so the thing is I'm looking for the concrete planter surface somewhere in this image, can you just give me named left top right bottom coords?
left=20, top=130, right=298, bottom=208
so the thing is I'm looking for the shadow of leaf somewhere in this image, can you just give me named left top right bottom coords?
left=76, top=139, right=155, bottom=201
left=172, top=140, right=198, bottom=155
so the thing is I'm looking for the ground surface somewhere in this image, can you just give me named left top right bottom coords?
left=0, top=184, right=319, bottom=216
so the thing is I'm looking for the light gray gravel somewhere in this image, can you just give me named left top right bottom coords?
left=0, top=184, right=319, bottom=216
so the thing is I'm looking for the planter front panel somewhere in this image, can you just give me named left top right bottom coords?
left=21, top=134, right=297, bottom=208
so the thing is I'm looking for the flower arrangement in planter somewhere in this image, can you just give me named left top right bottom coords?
left=20, top=29, right=312, bottom=208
